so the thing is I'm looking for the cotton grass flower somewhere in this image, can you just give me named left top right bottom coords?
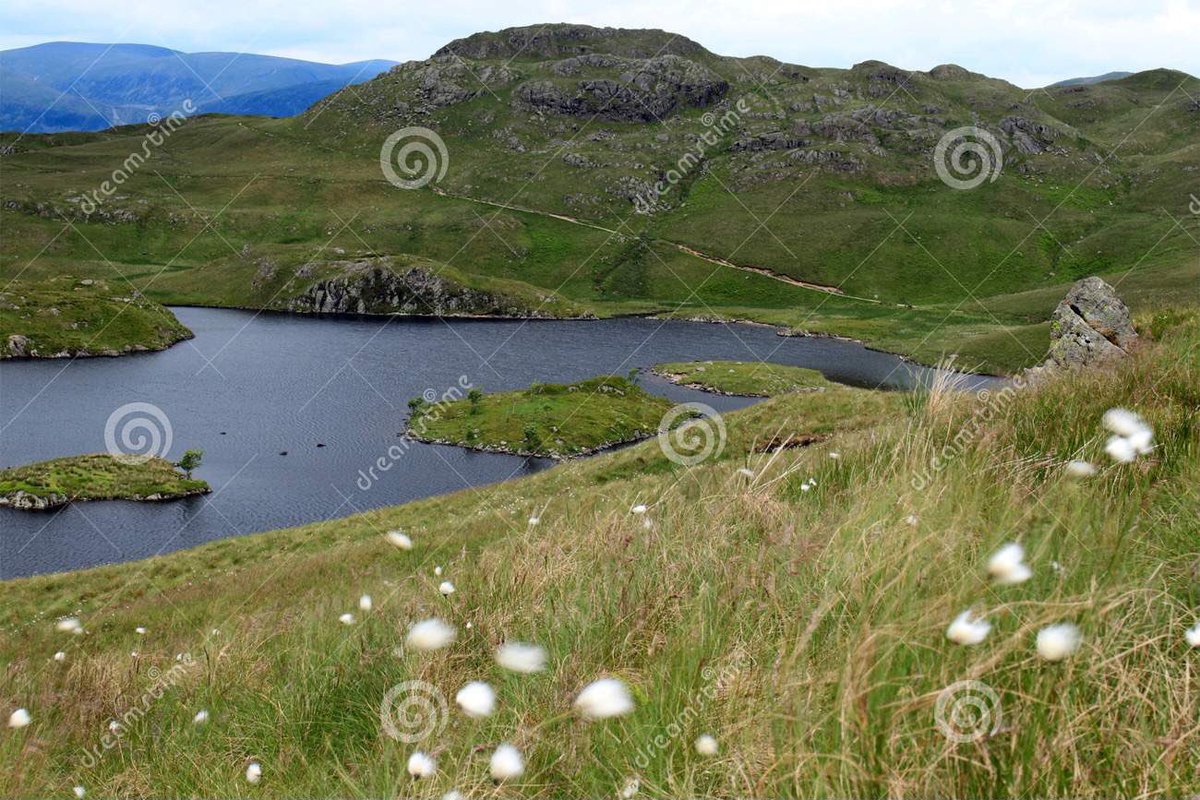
left=7, top=708, right=31, bottom=728
left=1102, top=408, right=1145, bottom=437
left=338, top=613, right=355, bottom=625
left=987, top=542, right=1032, bottom=585
left=945, top=610, right=991, bottom=645
left=434, top=565, right=443, bottom=576
left=574, top=678, right=635, bottom=720
left=1105, top=435, right=1137, bottom=463
left=1185, top=621, right=1200, bottom=648
left=406, top=618, right=456, bottom=651
left=193, top=709, right=209, bottom=725
left=489, top=743, right=525, bottom=781
left=1036, top=623, right=1082, bottom=661
left=1065, top=460, right=1097, bottom=478
left=528, top=516, right=540, bottom=527
left=694, top=733, right=719, bottom=756
left=245, top=762, right=262, bottom=784
left=496, top=641, right=547, bottom=673
left=385, top=530, right=413, bottom=550
left=73, top=787, right=85, bottom=799
left=442, top=792, right=464, bottom=800
left=631, top=504, right=648, bottom=514
left=108, top=720, right=120, bottom=733
left=455, top=681, right=496, bottom=718
left=439, top=581, right=456, bottom=596
left=56, top=616, right=83, bottom=634
left=134, top=626, right=146, bottom=635
left=407, top=751, right=437, bottom=778
left=621, top=776, right=640, bottom=798
left=358, top=594, right=373, bottom=612
left=53, top=651, right=66, bottom=662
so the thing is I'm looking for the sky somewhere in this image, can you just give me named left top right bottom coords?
left=1, top=0, right=1198, bottom=88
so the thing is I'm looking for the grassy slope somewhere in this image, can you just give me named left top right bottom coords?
left=410, top=376, right=675, bottom=457
left=0, top=51, right=1196, bottom=374
left=652, top=360, right=831, bottom=396
left=0, top=454, right=209, bottom=502
left=2, top=313, right=1199, bottom=796
left=0, top=278, right=192, bottom=357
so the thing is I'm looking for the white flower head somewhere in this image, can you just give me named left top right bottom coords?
left=1036, top=623, right=1082, bottom=661
left=407, top=750, right=437, bottom=778
left=53, top=651, right=66, bottom=662
left=108, top=720, right=120, bottom=733
left=946, top=610, right=991, bottom=645
left=455, top=681, right=496, bottom=718
left=434, top=565, right=443, bottom=576
left=193, top=709, right=209, bottom=725
left=496, top=641, right=547, bottom=673
left=385, top=530, right=413, bottom=550
left=1065, top=460, right=1097, bottom=478
left=694, top=733, right=719, bottom=756
left=7, top=708, right=31, bottom=728
left=528, top=516, right=540, bottom=527
left=988, top=542, right=1032, bottom=585
left=442, top=791, right=465, bottom=800
left=56, top=617, right=83, bottom=634
left=489, top=743, right=525, bottom=781
left=406, top=618, right=456, bottom=651
left=439, top=581, right=456, bottom=596
left=245, top=762, right=262, bottom=784
left=1185, top=621, right=1200, bottom=648
left=1127, top=426, right=1154, bottom=455
left=358, top=594, right=373, bottom=612
left=574, top=677, right=635, bottom=720
left=1105, top=435, right=1137, bottom=464
left=73, top=787, right=86, bottom=799
left=338, top=613, right=355, bottom=626
left=1102, top=408, right=1146, bottom=438
left=134, top=626, right=146, bottom=635
left=631, top=504, right=648, bottom=515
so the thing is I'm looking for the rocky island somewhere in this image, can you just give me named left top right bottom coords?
left=0, top=454, right=210, bottom=510
left=406, top=375, right=675, bottom=458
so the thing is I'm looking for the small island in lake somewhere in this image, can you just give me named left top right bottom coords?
left=0, top=277, right=192, bottom=359
left=407, top=375, right=676, bottom=459
left=0, top=454, right=210, bottom=510
left=652, top=360, right=832, bottom=397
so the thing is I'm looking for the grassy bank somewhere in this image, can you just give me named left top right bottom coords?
left=0, top=278, right=192, bottom=359
left=408, top=376, right=676, bottom=458
left=2, top=313, right=1200, bottom=796
left=652, top=360, right=832, bottom=396
left=0, top=454, right=210, bottom=509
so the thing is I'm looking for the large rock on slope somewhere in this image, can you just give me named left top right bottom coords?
left=1045, top=277, right=1138, bottom=369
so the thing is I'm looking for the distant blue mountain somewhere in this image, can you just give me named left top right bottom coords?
left=1048, top=71, right=1134, bottom=88
left=0, top=42, right=397, bottom=133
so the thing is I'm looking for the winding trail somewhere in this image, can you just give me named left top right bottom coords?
left=430, top=186, right=883, bottom=305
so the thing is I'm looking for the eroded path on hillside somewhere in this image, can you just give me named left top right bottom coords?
left=430, top=186, right=884, bottom=305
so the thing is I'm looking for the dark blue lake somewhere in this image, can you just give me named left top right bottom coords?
left=0, top=307, right=992, bottom=578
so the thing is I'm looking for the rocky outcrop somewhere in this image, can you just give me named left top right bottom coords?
left=999, top=116, right=1061, bottom=154
left=0, top=490, right=68, bottom=510
left=434, top=24, right=708, bottom=61
left=1044, top=277, right=1138, bottom=369
left=285, top=260, right=547, bottom=317
left=513, top=55, right=727, bottom=122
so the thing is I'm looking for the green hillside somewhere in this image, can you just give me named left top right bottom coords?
left=2, top=309, right=1199, bottom=795
left=1, top=24, right=1198, bottom=374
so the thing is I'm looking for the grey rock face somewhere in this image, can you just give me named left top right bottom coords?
left=513, top=55, right=727, bottom=122
left=1045, top=277, right=1138, bottom=369
left=286, top=260, right=543, bottom=318
left=6, top=333, right=29, bottom=357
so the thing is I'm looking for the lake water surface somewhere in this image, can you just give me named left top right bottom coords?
left=0, top=307, right=993, bottom=578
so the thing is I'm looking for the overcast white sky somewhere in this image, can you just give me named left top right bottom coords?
left=2, top=0, right=1198, bottom=88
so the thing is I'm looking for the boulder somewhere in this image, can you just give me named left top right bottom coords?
left=1045, top=277, right=1138, bottom=369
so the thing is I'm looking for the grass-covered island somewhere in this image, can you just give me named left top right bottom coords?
left=653, top=360, right=833, bottom=397
left=407, top=376, right=676, bottom=458
left=0, top=277, right=192, bottom=359
left=0, top=454, right=210, bottom=510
